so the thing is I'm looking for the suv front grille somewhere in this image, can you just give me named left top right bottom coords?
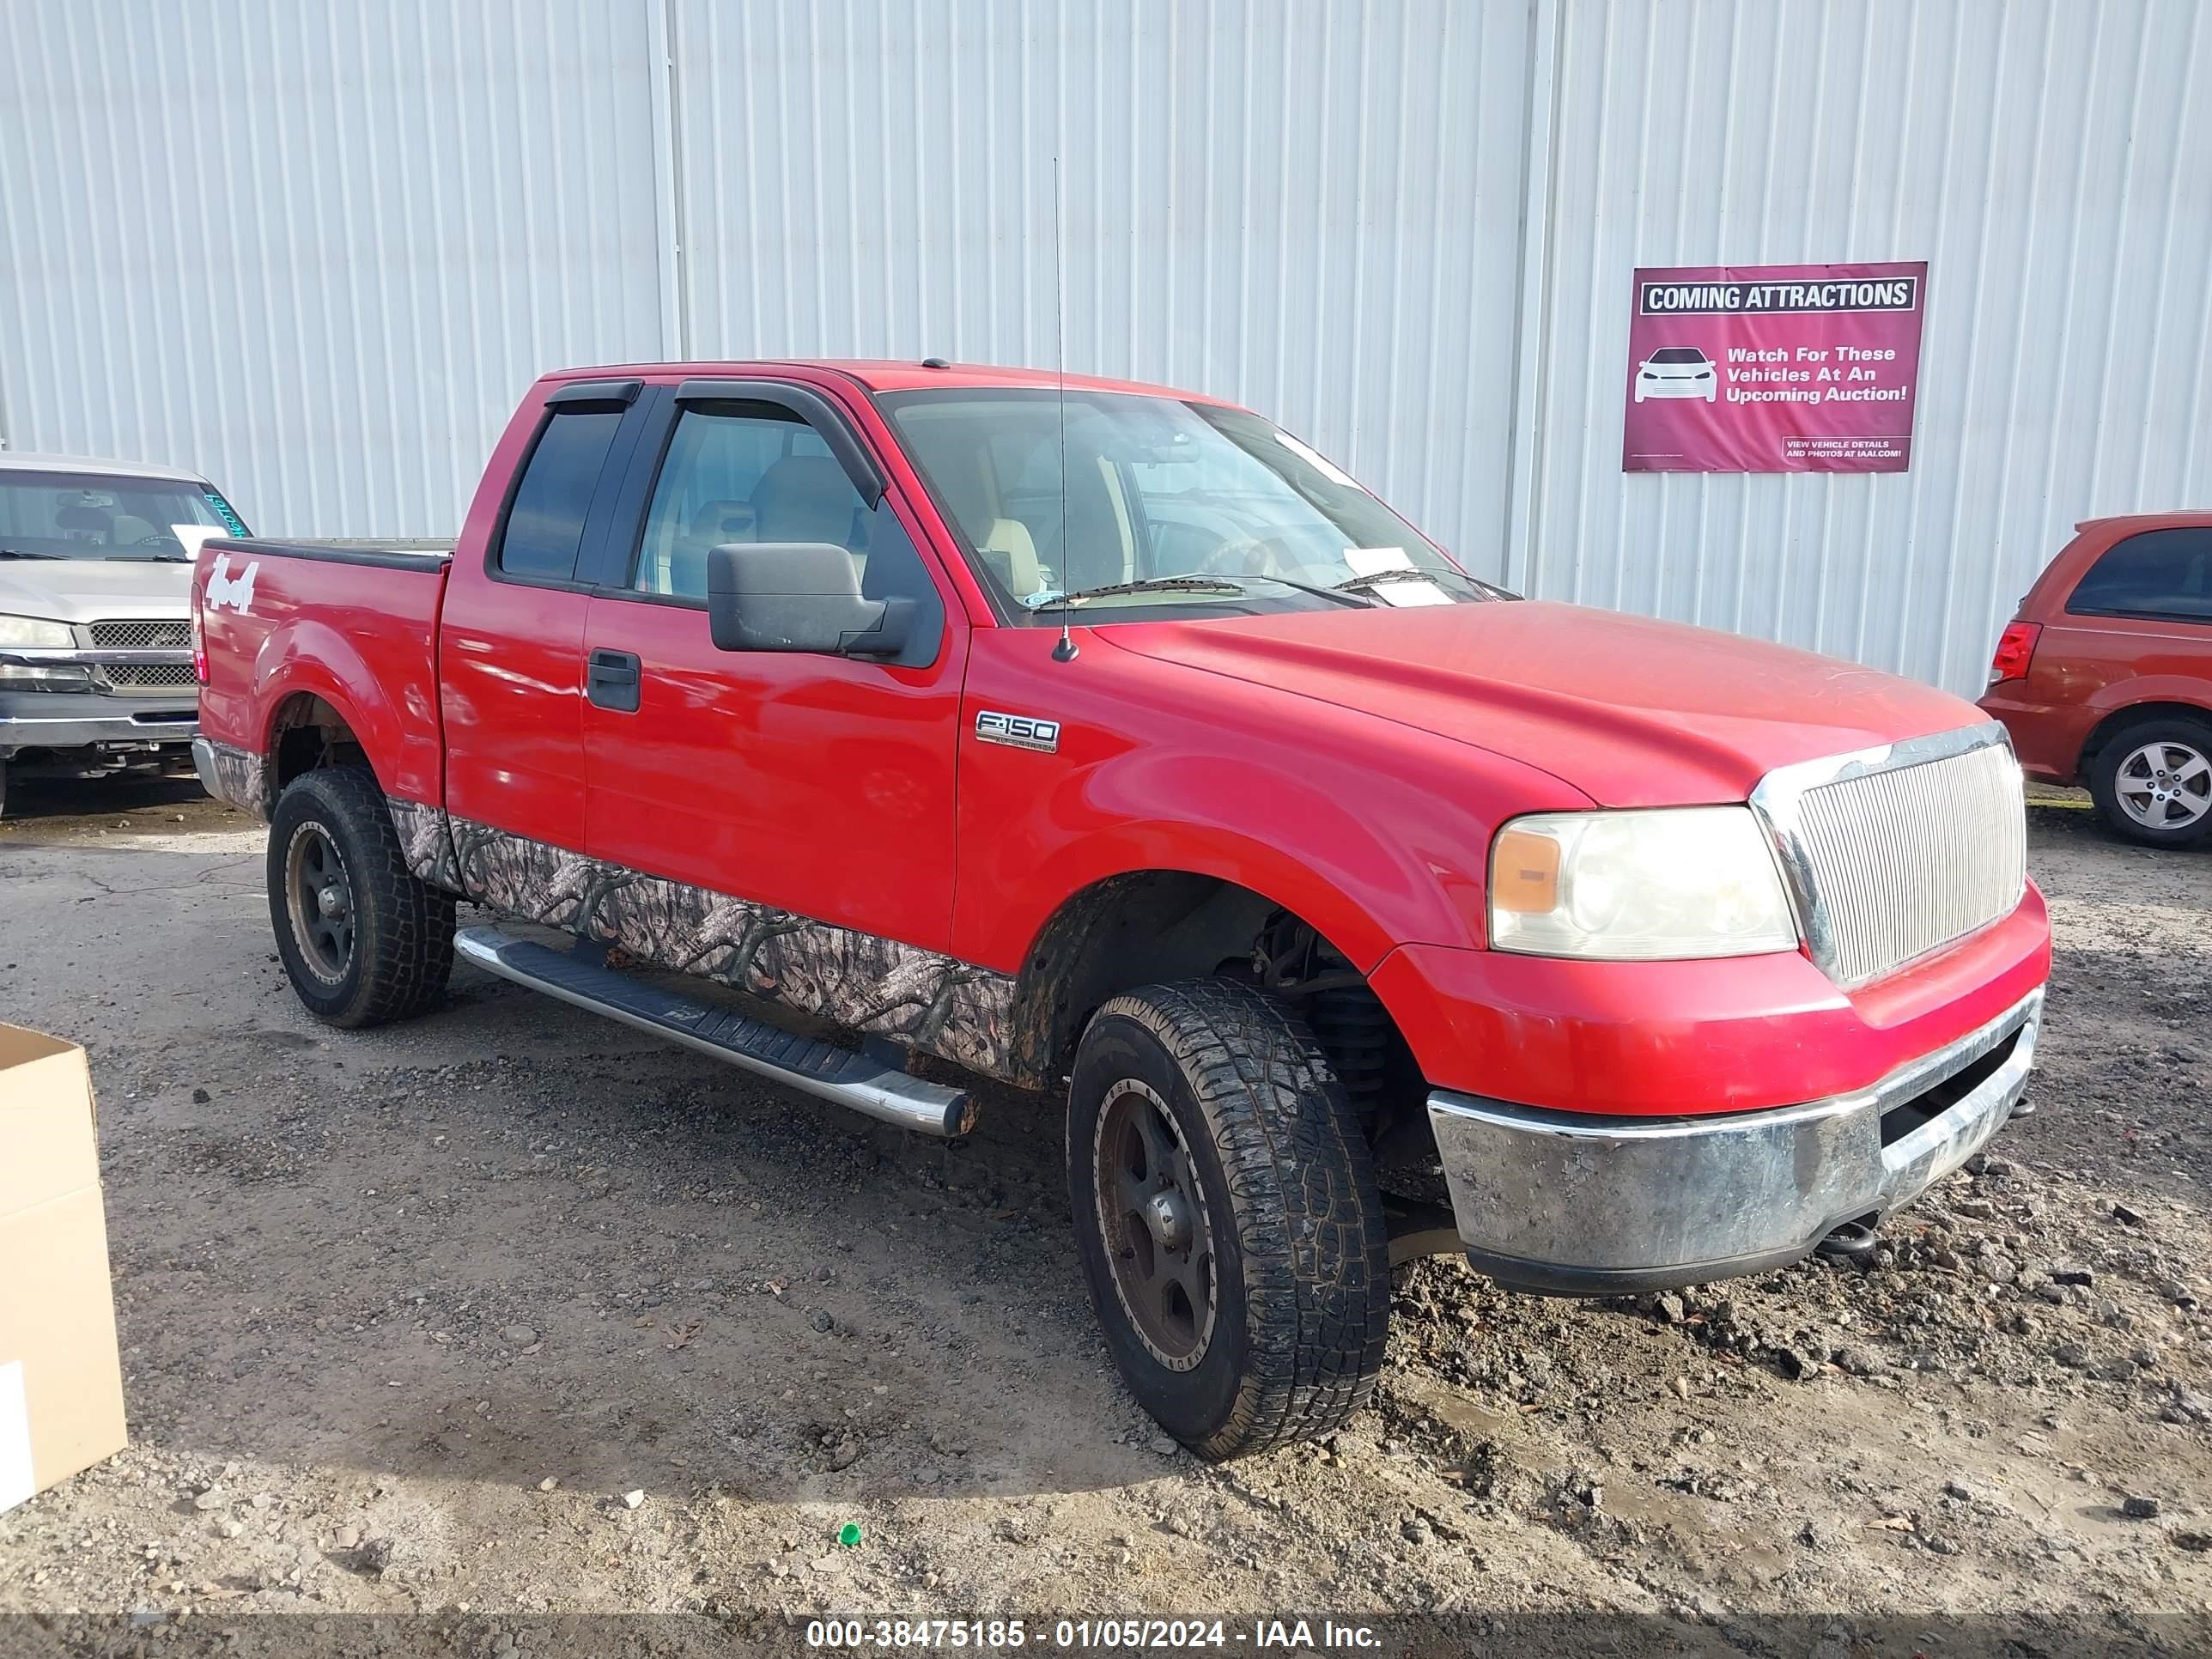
left=1753, top=726, right=2027, bottom=989
left=87, top=619, right=196, bottom=693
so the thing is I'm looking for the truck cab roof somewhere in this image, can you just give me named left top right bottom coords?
left=539, top=359, right=1236, bottom=403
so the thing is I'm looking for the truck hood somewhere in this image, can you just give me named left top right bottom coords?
left=1100, top=599, right=1989, bottom=807
left=0, top=558, right=192, bottom=625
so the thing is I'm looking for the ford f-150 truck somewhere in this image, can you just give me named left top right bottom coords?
left=191, top=361, right=2051, bottom=1459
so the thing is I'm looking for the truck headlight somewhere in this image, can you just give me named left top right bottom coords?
left=1488, top=806, right=1800, bottom=960
left=0, top=615, right=73, bottom=648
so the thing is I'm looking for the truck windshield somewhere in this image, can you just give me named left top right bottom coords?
left=0, top=471, right=245, bottom=562
left=881, top=390, right=1499, bottom=619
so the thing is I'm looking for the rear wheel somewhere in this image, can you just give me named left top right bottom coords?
left=1066, top=978, right=1390, bottom=1461
left=267, top=767, right=454, bottom=1027
left=2088, top=717, right=2212, bottom=848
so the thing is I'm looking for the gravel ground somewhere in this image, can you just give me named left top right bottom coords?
left=0, top=777, right=2207, bottom=1656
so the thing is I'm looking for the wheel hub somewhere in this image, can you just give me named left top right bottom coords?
left=1143, top=1188, right=1193, bottom=1250
left=317, top=882, right=349, bottom=920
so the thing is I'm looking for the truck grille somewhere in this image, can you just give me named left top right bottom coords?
left=1754, top=726, right=2026, bottom=989
left=87, top=619, right=196, bottom=693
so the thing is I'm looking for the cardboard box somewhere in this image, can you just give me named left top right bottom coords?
left=0, top=1024, right=126, bottom=1511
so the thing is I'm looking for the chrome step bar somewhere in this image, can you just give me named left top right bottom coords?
left=453, top=926, right=976, bottom=1137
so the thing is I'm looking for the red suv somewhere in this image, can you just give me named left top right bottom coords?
left=1980, top=513, right=2212, bottom=846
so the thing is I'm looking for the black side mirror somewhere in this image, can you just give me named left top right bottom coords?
left=705, top=542, right=913, bottom=659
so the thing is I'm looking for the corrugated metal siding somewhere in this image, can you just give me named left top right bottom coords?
left=0, top=0, right=665, bottom=537
left=0, top=0, right=2203, bottom=696
left=1522, top=0, right=2212, bottom=695
left=667, top=0, right=1533, bottom=580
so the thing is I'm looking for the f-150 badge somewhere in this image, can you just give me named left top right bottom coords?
left=975, top=710, right=1060, bottom=754
left=206, top=555, right=260, bottom=614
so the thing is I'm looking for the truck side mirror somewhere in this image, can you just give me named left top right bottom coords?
left=705, top=542, right=913, bottom=659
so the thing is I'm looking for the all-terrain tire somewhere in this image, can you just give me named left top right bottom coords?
left=1067, top=978, right=1391, bottom=1461
left=2087, top=715, right=2212, bottom=848
left=267, top=767, right=454, bottom=1028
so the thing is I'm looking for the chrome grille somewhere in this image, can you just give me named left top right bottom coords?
left=88, top=619, right=196, bottom=693
left=1753, top=726, right=2027, bottom=989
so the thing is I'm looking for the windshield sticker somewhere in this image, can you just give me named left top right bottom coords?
left=1343, top=546, right=1414, bottom=575
left=205, top=553, right=260, bottom=613
left=170, top=524, right=224, bottom=560
left=1371, top=582, right=1452, bottom=607
left=202, top=491, right=247, bottom=535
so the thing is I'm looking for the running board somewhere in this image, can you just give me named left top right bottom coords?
left=453, top=926, right=976, bottom=1137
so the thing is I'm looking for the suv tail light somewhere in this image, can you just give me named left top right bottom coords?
left=1987, top=620, right=2040, bottom=687
left=190, top=580, right=208, bottom=685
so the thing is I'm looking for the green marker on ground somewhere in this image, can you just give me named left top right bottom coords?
left=838, top=1523, right=862, bottom=1547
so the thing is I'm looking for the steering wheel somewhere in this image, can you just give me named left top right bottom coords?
left=1194, top=534, right=1292, bottom=579
left=131, top=533, right=178, bottom=548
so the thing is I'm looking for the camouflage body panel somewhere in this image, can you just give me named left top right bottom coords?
left=198, top=738, right=273, bottom=820
left=386, top=800, right=1017, bottom=1079
left=384, top=796, right=462, bottom=890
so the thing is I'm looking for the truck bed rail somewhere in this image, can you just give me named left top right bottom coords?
left=204, top=537, right=453, bottom=571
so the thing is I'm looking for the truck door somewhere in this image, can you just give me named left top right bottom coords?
left=578, top=378, right=963, bottom=951
left=438, top=380, right=647, bottom=853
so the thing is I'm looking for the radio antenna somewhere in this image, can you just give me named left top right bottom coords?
left=1050, top=152, right=1079, bottom=664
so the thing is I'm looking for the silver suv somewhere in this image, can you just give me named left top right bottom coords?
left=0, top=452, right=250, bottom=815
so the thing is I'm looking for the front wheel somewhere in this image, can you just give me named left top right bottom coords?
left=268, top=767, right=455, bottom=1027
left=1067, top=979, right=1390, bottom=1461
left=2088, top=717, right=2212, bottom=848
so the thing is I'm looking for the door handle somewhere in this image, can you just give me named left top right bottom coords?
left=586, top=648, right=641, bottom=714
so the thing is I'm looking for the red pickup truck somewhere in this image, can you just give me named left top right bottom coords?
left=192, top=361, right=2051, bottom=1459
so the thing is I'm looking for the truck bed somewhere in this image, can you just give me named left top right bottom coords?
left=193, top=536, right=453, bottom=807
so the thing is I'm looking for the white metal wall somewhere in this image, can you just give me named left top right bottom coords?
left=1, top=1, right=2206, bottom=696
left=0, top=0, right=665, bottom=537
left=1517, top=0, right=2212, bottom=693
left=666, top=0, right=1533, bottom=583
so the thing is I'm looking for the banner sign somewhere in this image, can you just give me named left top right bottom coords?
left=1622, top=260, right=1928, bottom=473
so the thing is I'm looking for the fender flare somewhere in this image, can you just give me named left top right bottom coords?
left=251, top=619, right=412, bottom=799
left=998, top=819, right=1474, bottom=1088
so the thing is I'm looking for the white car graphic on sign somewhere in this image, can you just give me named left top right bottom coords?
left=1635, top=346, right=1717, bottom=403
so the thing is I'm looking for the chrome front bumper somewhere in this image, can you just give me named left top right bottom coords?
left=1427, top=987, right=2044, bottom=1294
left=0, top=701, right=198, bottom=755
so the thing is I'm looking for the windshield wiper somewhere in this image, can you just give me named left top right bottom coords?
left=0, top=546, right=67, bottom=560
left=1026, top=577, right=1248, bottom=612
left=1030, top=573, right=1374, bottom=614
left=1333, top=566, right=1514, bottom=600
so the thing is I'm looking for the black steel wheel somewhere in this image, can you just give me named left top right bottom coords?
left=283, top=819, right=356, bottom=983
left=1093, top=1076, right=1218, bottom=1371
left=1067, top=978, right=1390, bottom=1461
left=266, top=767, right=454, bottom=1028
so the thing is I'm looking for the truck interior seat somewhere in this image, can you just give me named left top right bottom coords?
left=55, top=502, right=113, bottom=541
left=751, top=456, right=860, bottom=549
left=663, top=499, right=757, bottom=595
left=981, top=518, right=1044, bottom=599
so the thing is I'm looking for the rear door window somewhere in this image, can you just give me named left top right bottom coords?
left=2066, top=528, right=2212, bottom=623
left=497, top=409, right=625, bottom=583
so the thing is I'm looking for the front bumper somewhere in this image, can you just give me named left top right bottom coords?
left=1428, top=986, right=2042, bottom=1294
left=0, top=690, right=198, bottom=756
